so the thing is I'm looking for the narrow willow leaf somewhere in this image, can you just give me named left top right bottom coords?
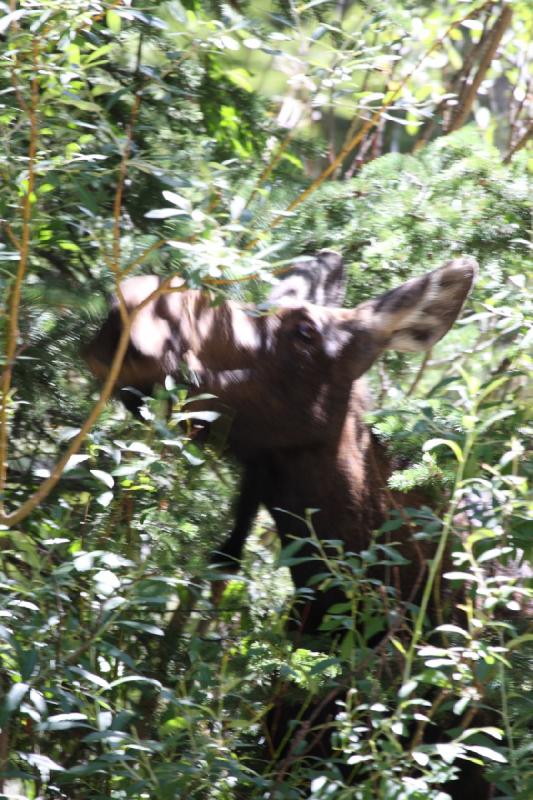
left=423, top=438, right=463, bottom=463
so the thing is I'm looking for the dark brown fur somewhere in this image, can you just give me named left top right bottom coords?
left=84, top=253, right=477, bottom=627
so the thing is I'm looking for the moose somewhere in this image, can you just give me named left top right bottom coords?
left=85, top=251, right=477, bottom=630
left=85, top=252, right=487, bottom=797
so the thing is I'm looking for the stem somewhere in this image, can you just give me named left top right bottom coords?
left=0, top=38, right=39, bottom=510
left=448, top=4, right=513, bottom=133
left=503, top=123, right=532, bottom=164
left=0, top=279, right=183, bottom=528
left=498, top=629, right=520, bottom=793
left=0, top=40, right=148, bottom=526
left=402, top=428, right=475, bottom=686
left=406, top=349, right=432, bottom=397
left=0, top=722, right=8, bottom=793
left=248, top=130, right=295, bottom=203
left=410, top=689, right=449, bottom=749
left=111, top=90, right=142, bottom=326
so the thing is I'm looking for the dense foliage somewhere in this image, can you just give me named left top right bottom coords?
left=0, top=1, right=531, bottom=798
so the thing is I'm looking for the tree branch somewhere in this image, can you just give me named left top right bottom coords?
left=448, top=4, right=513, bottom=133
left=1, top=38, right=40, bottom=510
left=503, top=123, right=532, bottom=164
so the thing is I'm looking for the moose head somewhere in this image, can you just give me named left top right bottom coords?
left=85, top=253, right=477, bottom=450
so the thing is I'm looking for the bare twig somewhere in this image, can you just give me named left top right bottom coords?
left=1, top=38, right=40, bottom=510
left=7, top=0, right=28, bottom=113
left=250, top=131, right=295, bottom=199
left=448, top=4, right=513, bottom=133
left=0, top=31, right=148, bottom=525
left=406, top=349, right=432, bottom=397
left=507, top=64, right=531, bottom=144
left=120, top=238, right=168, bottom=278
left=271, top=687, right=342, bottom=786
left=0, top=722, right=9, bottom=793
left=410, top=689, right=449, bottom=749
left=111, top=92, right=141, bottom=280
left=415, top=4, right=494, bottom=149
left=0, top=279, right=188, bottom=528
left=503, top=123, right=532, bottom=164
left=4, top=223, right=21, bottom=252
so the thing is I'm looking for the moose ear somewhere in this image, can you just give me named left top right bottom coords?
left=268, top=249, right=346, bottom=308
left=358, top=257, right=478, bottom=352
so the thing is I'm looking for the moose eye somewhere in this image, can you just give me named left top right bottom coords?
left=295, top=320, right=317, bottom=341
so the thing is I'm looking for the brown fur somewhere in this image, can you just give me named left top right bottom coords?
left=84, top=254, right=488, bottom=798
left=84, top=255, right=477, bottom=629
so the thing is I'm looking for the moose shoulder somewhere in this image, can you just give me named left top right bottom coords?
left=84, top=253, right=477, bottom=632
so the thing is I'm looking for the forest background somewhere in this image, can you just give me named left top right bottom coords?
left=0, top=1, right=531, bottom=798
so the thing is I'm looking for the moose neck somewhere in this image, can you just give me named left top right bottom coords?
left=265, top=384, right=388, bottom=545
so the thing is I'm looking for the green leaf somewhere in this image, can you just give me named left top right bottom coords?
left=443, top=571, right=476, bottom=582
left=308, top=657, right=341, bottom=676
left=379, top=517, right=404, bottom=532
left=423, top=438, right=463, bottom=463
left=106, top=9, right=121, bottom=33
left=67, top=44, right=80, bottom=65
left=434, top=624, right=470, bottom=638
left=398, top=679, right=418, bottom=698
left=97, top=491, right=114, bottom=508
left=162, top=190, right=191, bottom=210
left=477, top=546, right=512, bottom=563
left=464, top=745, right=507, bottom=763
left=118, top=621, right=164, bottom=636
left=174, top=410, right=220, bottom=423
left=226, top=68, right=253, bottom=92
left=436, top=743, right=463, bottom=763
left=145, top=208, right=189, bottom=219
left=21, top=753, right=64, bottom=776
left=5, top=682, right=29, bottom=711
left=0, top=10, right=27, bottom=35
left=42, top=713, right=89, bottom=731
left=507, top=633, right=533, bottom=650
left=90, top=469, right=114, bottom=488
left=108, top=675, right=162, bottom=689
left=412, top=750, right=429, bottom=766
left=182, top=443, right=205, bottom=466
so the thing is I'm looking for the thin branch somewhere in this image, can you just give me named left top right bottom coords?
left=0, top=722, right=9, bottom=793
left=410, top=689, right=449, bottom=749
left=503, top=123, right=532, bottom=164
left=508, top=72, right=531, bottom=148
left=7, top=0, right=28, bottom=113
left=448, top=4, right=513, bottom=133
left=0, top=38, right=39, bottom=510
left=406, top=349, right=432, bottom=397
left=0, top=277, right=185, bottom=528
left=415, top=4, right=494, bottom=149
left=119, top=238, right=169, bottom=279
left=111, top=92, right=142, bottom=282
left=4, top=223, right=21, bottom=252
left=338, top=29, right=379, bottom=172
left=0, top=29, right=147, bottom=525
left=249, top=130, right=295, bottom=200
left=271, top=687, right=342, bottom=786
